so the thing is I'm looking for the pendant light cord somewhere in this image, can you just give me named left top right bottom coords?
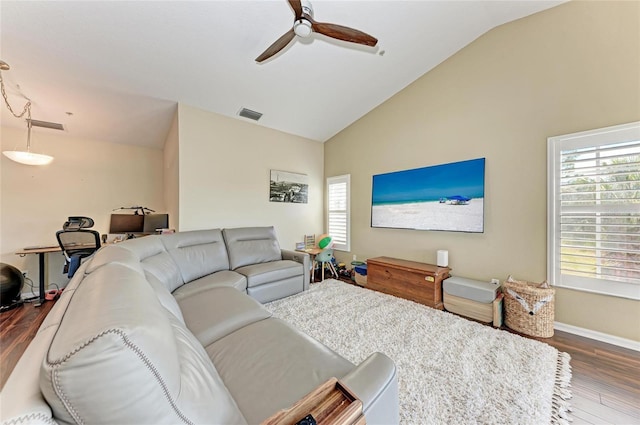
left=0, top=71, right=31, bottom=119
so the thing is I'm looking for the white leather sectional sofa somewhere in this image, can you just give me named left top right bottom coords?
left=0, top=227, right=399, bottom=425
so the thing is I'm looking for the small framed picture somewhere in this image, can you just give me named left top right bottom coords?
left=269, top=170, right=309, bottom=203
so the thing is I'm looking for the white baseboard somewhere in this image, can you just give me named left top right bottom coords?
left=554, top=321, right=640, bottom=352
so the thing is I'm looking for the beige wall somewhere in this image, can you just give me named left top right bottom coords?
left=177, top=103, right=324, bottom=249
left=325, top=1, right=640, bottom=341
left=164, top=110, right=180, bottom=231
left=0, top=126, right=164, bottom=289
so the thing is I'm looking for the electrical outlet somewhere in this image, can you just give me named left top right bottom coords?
left=491, top=278, right=500, bottom=285
left=353, top=255, right=357, bottom=261
left=22, top=271, right=28, bottom=278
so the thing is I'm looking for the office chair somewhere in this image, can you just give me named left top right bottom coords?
left=56, top=216, right=101, bottom=278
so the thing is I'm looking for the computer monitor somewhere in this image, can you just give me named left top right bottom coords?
left=109, top=214, right=144, bottom=234
left=143, top=214, right=169, bottom=234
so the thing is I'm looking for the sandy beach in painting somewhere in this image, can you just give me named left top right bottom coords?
left=371, top=198, right=484, bottom=232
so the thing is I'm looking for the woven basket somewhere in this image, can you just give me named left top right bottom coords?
left=503, top=276, right=555, bottom=338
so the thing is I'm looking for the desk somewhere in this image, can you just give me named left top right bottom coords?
left=15, top=246, right=61, bottom=307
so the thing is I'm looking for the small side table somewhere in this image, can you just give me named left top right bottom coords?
left=296, top=247, right=322, bottom=283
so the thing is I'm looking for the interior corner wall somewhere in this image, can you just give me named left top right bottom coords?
left=164, top=110, right=180, bottom=231
left=176, top=103, right=324, bottom=249
left=0, top=126, right=165, bottom=290
left=324, top=1, right=640, bottom=341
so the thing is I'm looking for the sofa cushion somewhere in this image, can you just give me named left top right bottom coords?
left=178, top=287, right=272, bottom=347
left=146, top=273, right=186, bottom=323
left=84, top=244, right=143, bottom=275
left=206, top=317, right=354, bottom=425
left=223, top=227, right=282, bottom=270
left=40, top=263, right=247, bottom=425
left=162, top=229, right=231, bottom=283
left=117, top=236, right=184, bottom=292
left=140, top=250, right=184, bottom=292
left=247, top=276, right=304, bottom=304
left=118, top=234, right=166, bottom=259
left=235, top=260, right=302, bottom=288
left=172, top=270, right=247, bottom=302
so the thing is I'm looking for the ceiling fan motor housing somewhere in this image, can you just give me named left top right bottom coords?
left=294, top=0, right=314, bottom=37
left=301, top=1, right=313, bottom=17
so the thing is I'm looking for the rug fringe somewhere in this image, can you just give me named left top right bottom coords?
left=551, top=351, right=573, bottom=424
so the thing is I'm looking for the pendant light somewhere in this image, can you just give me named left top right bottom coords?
left=1, top=60, right=54, bottom=166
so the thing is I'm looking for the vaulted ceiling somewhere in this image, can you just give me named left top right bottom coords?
left=0, top=1, right=563, bottom=148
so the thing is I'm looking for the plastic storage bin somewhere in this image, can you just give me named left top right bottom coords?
left=353, top=262, right=367, bottom=286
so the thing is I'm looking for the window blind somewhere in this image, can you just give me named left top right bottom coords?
left=327, top=175, right=350, bottom=251
left=559, top=140, right=640, bottom=285
left=548, top=122, right=640, bottom=299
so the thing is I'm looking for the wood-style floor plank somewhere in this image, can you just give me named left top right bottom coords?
left=0, top=300, right=55, bottom=389
left=572, top=393, right=639, bottom=425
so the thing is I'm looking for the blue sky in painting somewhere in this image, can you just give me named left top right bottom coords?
left=372, top=158, right=485, bottom=204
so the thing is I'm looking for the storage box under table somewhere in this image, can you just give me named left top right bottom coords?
left=443, top=276, right=503, bottom=327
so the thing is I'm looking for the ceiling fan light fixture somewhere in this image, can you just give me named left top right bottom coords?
left=294, top=19, right=313, bottom=38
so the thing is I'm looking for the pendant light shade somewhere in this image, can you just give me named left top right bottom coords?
left=0, top=60, right=54, bottom=166
left=2, top=150, right=54, bottom=165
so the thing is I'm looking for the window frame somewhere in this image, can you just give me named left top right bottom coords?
left=547, top=121, right=640, bottom=300
left=326, top=174, right=351, bottom=252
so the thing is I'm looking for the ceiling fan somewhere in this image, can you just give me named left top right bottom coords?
left=255, top=0, right=378, bottom=63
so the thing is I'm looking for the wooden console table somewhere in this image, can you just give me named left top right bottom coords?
left=366, top=257, right=451, bottom=310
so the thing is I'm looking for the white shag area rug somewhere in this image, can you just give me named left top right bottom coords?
left=265, top=279, right=572, bottom=425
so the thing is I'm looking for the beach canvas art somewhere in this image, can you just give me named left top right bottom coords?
left=371, top=158, right=485, bottom=233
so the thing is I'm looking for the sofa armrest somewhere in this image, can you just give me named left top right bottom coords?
left=340, top=352, right=399, bottom=425
left=281, top=249, right=310, bottom=291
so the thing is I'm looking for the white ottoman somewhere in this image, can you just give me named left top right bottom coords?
left=443, top=276, right=503, bottom=326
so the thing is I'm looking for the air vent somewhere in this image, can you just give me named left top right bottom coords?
left=238, top=108, right=263, bottom=121
left=30, top=119, right=65, bottom=131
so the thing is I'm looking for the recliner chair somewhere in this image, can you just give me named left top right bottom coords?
left=56, top=216, right=101, bottom=278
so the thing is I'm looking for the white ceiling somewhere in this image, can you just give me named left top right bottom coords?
left=0, top=0, right=563, bottom=149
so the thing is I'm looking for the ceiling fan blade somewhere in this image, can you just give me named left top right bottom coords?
left=310, top=20, right=378, bottom=47
left=255, top=29, right=296, bottom=63
left=288, top=0, right=303, bottom=20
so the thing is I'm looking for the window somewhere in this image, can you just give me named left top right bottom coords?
left=327, top=174, right=350, bottom=252
left=548, top=122, right=640, bottom=300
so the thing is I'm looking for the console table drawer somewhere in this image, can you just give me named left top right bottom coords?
left=366, top=257, right=450, bottom=310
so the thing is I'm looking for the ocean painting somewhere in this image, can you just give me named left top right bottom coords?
left=371, top=158, right=485, bottom=233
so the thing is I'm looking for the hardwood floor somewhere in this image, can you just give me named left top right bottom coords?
left=0, top=300, right=55, bottom=389
left=539, top=330, right=640, bottom=425
left=1, top=291, right=639, bottom=424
